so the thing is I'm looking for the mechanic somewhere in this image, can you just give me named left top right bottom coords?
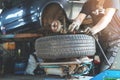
left=68, top=0, right=120, bottom=71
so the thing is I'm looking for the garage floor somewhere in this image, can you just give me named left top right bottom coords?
left=0, top=75, right=41, bottom=80
left=0, top=75, right=62, bottom=80
left=0, top=74, right=93, bottom=80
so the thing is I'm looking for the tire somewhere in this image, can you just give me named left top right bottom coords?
left=35, top=34, right=96, bottom=59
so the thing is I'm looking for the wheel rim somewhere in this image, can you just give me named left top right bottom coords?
left=41, top=4, right=67, bottom=34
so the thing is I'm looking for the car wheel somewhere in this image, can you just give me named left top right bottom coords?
left=35, top=34, right=96, bottom=59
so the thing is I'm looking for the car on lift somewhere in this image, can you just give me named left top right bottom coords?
left=0, top=0, right=87, bottom=35
left=2, top=0, right=119, bottom=79
left=0, top=0, right=96, bottom=77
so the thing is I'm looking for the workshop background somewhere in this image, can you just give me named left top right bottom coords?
left=0, top=0, right=93, bottom=79
left=1, top=0, right=119, bottom=80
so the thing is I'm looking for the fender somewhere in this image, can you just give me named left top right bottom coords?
left=39, top=0, right=86, bottom=26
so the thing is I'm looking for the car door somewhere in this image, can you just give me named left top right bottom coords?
left=0, top=0, right=32, bottom=32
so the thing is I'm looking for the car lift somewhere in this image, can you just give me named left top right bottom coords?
left=0, top=33, right=42, bottom=39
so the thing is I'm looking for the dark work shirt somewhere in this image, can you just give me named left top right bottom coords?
left=81, top=0, right=120, bottom=41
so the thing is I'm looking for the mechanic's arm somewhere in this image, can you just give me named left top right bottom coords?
left=91, top=8, right=116, bottom=35
left=68, top=13, right=87, bottom=32
left=75, top=13, right=87, bottom=23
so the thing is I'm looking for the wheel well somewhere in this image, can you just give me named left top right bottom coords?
left=41, top=3, right=67, bottom=29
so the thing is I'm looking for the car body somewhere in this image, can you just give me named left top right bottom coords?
left=0, top=0, right=87, bottom=34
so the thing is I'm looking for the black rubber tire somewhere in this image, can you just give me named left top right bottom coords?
left=35, top=34, right=96, bottom=59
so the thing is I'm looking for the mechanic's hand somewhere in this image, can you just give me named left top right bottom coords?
left=84, top=27, right=94, bottom=35
left=68, top=20, right=81, bottom=32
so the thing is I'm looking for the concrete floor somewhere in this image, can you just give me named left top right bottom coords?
left=0, top=74, right=68, bottom=80
left=0, top=74, right=93, bottom=80
left=0, top=75, right=43, bottom=80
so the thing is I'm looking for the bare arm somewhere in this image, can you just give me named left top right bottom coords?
left=91, top=8, right=116, bottom=34
left=68, top=13, right=87, bottom=32
left=74, top=13, right=87, bottom=25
